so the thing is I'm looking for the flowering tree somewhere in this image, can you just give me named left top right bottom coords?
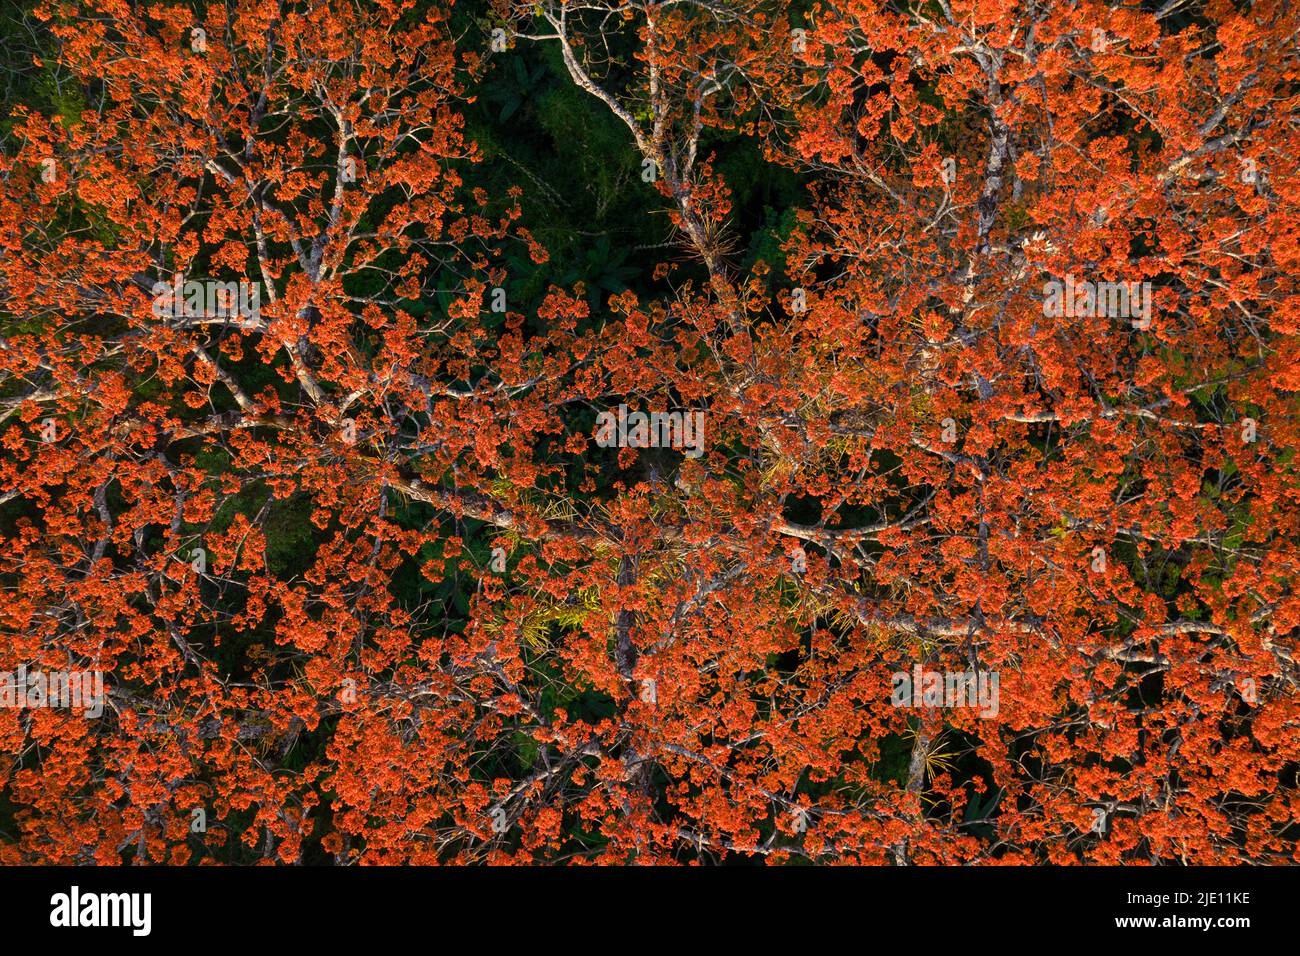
left=0, top=0, right=1296, bottom=863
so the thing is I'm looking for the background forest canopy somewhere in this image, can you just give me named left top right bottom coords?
left=0, top=0, right=1298, bottom=865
